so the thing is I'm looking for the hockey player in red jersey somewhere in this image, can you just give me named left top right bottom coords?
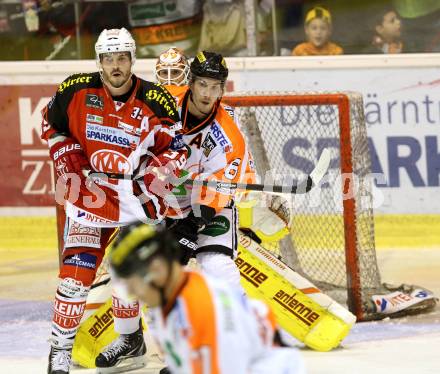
left=41, top=28, right=186, bottom=374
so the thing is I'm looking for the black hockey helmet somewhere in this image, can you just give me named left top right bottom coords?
left=190, top=51, right=228, bottom=83
left=109, top=222, right=180, bottom=279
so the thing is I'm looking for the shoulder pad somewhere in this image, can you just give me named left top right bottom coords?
left=57, top=72, right=100, bottom=95
left=139, top=81, right=179, bottom=123
left=164, top=84, right=188, bottom=98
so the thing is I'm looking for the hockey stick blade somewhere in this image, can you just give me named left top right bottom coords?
left=88, top=148, right=331, bottom=195
left=309, top=148, right=331, bottom=186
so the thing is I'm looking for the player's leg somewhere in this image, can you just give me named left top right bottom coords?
left=94, top=293, right=146, bottom=373
left=94, top=232, right=146, bottom=372
left=48, top=219, right=115, bottom=374
left=195, top=206, right=241, bottom=288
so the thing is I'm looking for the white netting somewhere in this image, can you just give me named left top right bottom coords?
left=224, top=91, right=383, bottom=320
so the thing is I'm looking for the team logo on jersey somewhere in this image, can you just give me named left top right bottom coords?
left=86, top=113, right=103, bottom=124
left=86, top=123, right=139, bottom=149
left=58, top=75, right=93, bottom=93
left=145, top=87, right=177, bottom=117
left=90, top=149, right=132, bottom=174
left=75, top=208, right=115, bottom=224
left=86, top=94, right=104, bottom=109
left=210, top=123, right=233, bottom=153
left=201, top=134, right=217, bottom=157
left=63, top=253, right=97, bottom=270
left=170, top=134, right=185, bottom=150
left=117, top=121, right=141, bottom=136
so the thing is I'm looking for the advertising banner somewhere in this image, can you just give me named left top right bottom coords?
left=228, top=65, right=440, bottom=214
left=0, top=85, right=56, bottom=207
left=1, top=57, right=439, bottom=214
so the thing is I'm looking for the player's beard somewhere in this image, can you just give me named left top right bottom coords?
left=103, top=68, right=131, bottom=89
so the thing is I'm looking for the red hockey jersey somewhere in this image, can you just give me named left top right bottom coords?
left=42, top=72, right=182, bottom=227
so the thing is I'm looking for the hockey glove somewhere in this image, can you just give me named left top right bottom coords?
left=168, top=206, right=216, bottom=265
left=49, top=136, right=90, bottom=182
left=168, top=216, right=199, bottom=265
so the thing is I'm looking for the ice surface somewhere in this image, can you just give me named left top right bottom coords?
left=1, top=249, right=439, bottom=373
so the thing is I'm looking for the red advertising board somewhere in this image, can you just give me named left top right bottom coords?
left=0, top=85, right=57, bottom=206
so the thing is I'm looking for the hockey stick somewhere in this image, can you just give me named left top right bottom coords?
left=90, top=148, right=331, bottom=195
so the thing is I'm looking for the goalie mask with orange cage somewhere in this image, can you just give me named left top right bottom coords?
left=155, top=47, right=190, bottom=86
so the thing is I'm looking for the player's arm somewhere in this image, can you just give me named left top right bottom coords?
left=141, top=83, right=187, bottom=188
left=41, top=81, right=71, bottom=141
left=41, top=74, right=90, bottom=181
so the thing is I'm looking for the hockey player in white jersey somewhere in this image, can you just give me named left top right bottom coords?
left=156, top=47, right=291, bottom=268
left=108, top=222, right=306, bottom=374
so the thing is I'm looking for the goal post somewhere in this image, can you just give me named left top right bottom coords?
left=223, top=92, right=377, bottom=321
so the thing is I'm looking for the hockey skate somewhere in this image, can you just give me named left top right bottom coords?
left=47, top=347, right=72, bottom=374
left=95, top=324, right=147, bottom=373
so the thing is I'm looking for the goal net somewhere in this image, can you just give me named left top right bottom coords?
left=223, top=92, right=383, bottom=321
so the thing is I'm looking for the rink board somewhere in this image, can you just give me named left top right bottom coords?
left=1, top=214, right=440, bottom=252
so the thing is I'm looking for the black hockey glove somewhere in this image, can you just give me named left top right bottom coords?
left=168, top=215, right=199, bottom=265
left=168, top=205, right=216, bottom=265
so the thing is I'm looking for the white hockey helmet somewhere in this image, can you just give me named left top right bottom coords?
left=95, top=28, right=136, bottom=67
left=155, top=47, right=190, bottom=86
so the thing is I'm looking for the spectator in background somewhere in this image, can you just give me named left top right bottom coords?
left=291, top=6, right=343, bottom=56
left=0, top=0, right=53, bottom=60
left=365, top=5, right=403, bottom=54
left=198, top=0, right=273, bottom=56
left=126, top=0, right=203, bottom=58
left=392, top=0, right=440, bottom=52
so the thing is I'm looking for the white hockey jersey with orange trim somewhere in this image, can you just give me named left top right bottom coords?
left=150, top=270, right=304, bottom=374
left=165, top=85, right=255, bottom=217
